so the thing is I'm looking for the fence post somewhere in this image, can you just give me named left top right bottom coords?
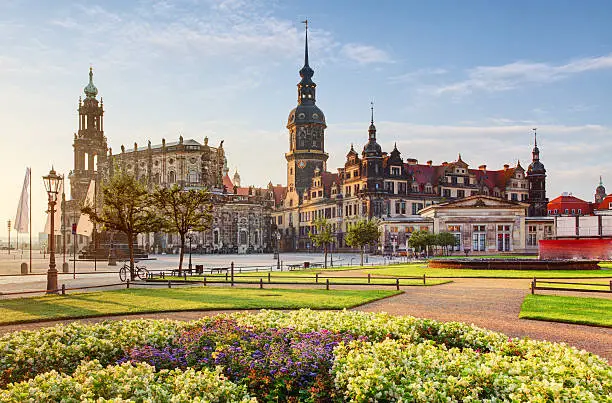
left=326, top=278, right=330, bottom=290
left=61, top=284, right=65, bottom=295
left=231, top=262, right=235, bottom=287
left=184, top=272, right=187, bottom=281
left=162, top=272, right=165, bottom=279
left=423, top=274, right=426, bottom=285
left=126, top=279, right=130, bottom=289
left=225, top=271, right=228, bottom=282
left=609, top=280, right=611, bottom=292
left=368, top=273, right=371, bottom=284
left=531, top=278, right=535, bottom=295
left=268, top=272, right=271, bottom=284
left=396, top=278, right=400, bottom=291
left=259, top=278, right=263, bottom=289
left=316, top=273, right=319, bottom=283
left=168, top=280, right=172, bottom=289
left=203, top=276, right=207, bottom=286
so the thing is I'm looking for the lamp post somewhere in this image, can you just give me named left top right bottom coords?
left=7, top=220, right=10, bottom=254
left=187, top=233, right=193, bottom=271
left=43, top=167, right=61, bottom=294
left=276, top=230, right=281, bottom=270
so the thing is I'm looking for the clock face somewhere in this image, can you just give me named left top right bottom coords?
left=297, top=160, right=306, bottom=169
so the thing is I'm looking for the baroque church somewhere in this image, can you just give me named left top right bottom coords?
left=271, top=25, right=551, bottom=254
left=61, top=68, right=276, bottom=258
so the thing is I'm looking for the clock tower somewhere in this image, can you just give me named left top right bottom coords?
left=285, top=21, right=328, bottom=203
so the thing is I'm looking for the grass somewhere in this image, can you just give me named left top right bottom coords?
left=163, top=272, right=450, bottom=286
left=363, top=263, right=612, bottom=279
left=0, top=287, right=400, bottom=325
left=519, top=294, right=612, bottom=327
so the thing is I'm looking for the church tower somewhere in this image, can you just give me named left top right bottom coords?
left=595, top=176, right=606, bottom=204
left=285, top=21, right=328, bottom=201
left=69, top=67, right=108, bottom=202
left=526, top=129, right=547, bottom=216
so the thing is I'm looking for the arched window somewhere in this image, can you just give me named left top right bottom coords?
left=168, top=171, right=176, bottom=183
left=239, top=231, right=247, bottom=245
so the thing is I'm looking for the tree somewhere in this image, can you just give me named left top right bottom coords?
left=151, top=184, right=212, bottom=275
left=308, top=218, right=334, bottom=268
left=436, top=232, right=459, bottom=256
left=81, top=170, right=161, bottom=280
left=345, top=219, right=381, bottom=266
left=408, top=230, right=428, bottom=256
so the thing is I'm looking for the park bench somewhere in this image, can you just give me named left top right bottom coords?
left=210, top=267, right=228, bottom=274
left=287, top=264, right=302, bottom=271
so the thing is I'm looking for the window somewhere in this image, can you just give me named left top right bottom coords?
left=511, top=193, right=518, bottom=201
left=451, top=176, right=458, bottom=185
left=527, top=225, right=537, bottom=246
left=564, top=209, right=569, bottom=214
left=443, top=189, right=451, bottom=197
left=391, top=167, right=401, bottom=176
left=578, top=209, right=582, bottom=215
left=425, top=185, right=432, bottom=193
left=472, top=225, right=486, bottom=251
left=457, top=190, right=465, bottom=198
left=213, top=230, right=219, bottom=245
left=448, top=225, right=461, bottom=251
left=277, top=216, right=283, bottom=225
left=571, top=209, right=575, bottom=214
left=554, top=209, right=558, bottom=214
left=497, top=225, right=511, bottom=252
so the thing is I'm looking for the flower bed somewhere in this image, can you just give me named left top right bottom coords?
left=1, top=310, right=610, bottom=402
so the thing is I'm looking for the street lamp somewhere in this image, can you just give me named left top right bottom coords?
left=43, top=167, right=62, bottom=294
left=7, top=220, right=11, bottom=254
left=276, top=230, right=281, bottom=270
left=187, top=233, right=193, bottom=271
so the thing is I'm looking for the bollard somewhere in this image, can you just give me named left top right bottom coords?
left=326, top=278, right=329, bottom=290
left=531, top=278, right=535, bottom=295
left=396, top=278, right=400, bottom=291
left=316, top=273, right=319, bottom=283
left=423, top=274, right=426, bottom=285
left=204, top=276, right=207, bottom=286
left=368, top=273, right=371, bottom=284
left=268, top=272, right=271, bottom=284
left=126, top=279, right=130, bottom=289
left=168, top=280, right=172, bottom=289
left=20, top=262, right=28, bottom=275
left=259, top=278, right=263, bottom=289
left=184, top=272, right=187, bottom=281
left=61, top=284, right=66, bottom=295
left=231, top=262, right=235, bottom=287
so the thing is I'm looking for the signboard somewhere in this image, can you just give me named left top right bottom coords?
left=71, top=223, right=77, bottom=235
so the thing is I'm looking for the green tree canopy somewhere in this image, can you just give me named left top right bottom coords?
left=151, top=184, right=213, bottom=274
left=308, top=218, right=334, bottom=268
left=81, top=170, right=161, bottom=279
left=345, top=219, right=381, bottom=266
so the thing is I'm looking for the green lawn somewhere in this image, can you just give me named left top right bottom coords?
left=519, top=294, right=612, bottom=327
left=0, top=288, right=400, bottom=325
left=164, top=272, right=450, bottom=286
left=363, top=263, right=612, bottom=278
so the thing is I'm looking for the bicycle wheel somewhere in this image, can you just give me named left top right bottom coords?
left=119, top=266, right=128, bottom=282
left=136, top=267, right=149, bottom=280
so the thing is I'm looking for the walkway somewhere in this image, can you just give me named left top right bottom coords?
left=0, top=278, right=610, bottom=362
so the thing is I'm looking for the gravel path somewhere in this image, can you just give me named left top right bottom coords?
left=0, top=278, right=610, bottom=362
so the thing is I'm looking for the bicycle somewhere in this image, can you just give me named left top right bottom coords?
left=119, top=261, right=150, bottom=282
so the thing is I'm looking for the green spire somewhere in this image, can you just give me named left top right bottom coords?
left=84, top=67, right=98, bottom=99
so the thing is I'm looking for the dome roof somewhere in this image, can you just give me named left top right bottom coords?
left=362, top=139, right=382, bottom=157
left=528, top=160, right=546, bottom=174
left=287, top=104, right=326, bottom=127
left=84, top=67, right=98, bottom=99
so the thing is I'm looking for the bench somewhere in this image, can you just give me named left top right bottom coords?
left=287, top=264, right=302, bottom=271
left=210, top=267, right=228, bottom=274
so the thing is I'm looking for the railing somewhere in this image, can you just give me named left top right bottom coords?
left=530, top=278, right=612, bottom=294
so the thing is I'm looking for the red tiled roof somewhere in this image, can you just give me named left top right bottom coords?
left=222, top=174, right=234, bottom=189
left=597, top=195, right=612, bottom=210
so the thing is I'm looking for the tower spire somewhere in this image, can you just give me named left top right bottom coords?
left=368, top=101, right=376, bottom=140
left=297, top=19, right=315, bottom=105
left=533, top=127, right=537, bottom=147
left=302, top=19, right=309, bottom=67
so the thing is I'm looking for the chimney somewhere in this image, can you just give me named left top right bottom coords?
left=427, top=160, right=432, bottom=166
left=479, top=165, right=487, bottom=171
left=442, top=162, right=448, bottom=167
left=504, top=164, right=509, bottom=170
left=407, top=158, right=418, bottom=165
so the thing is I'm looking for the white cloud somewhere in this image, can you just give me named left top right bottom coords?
left=389, top=67, right=447, bottom=83
left=431, top=54, right=612, bottom=96
left=340, top=43, right=393, bottom=65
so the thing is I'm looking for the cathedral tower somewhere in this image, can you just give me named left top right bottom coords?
left=285, top=21, right=328, bottom=201
left=595, top=176, right=606, bottom=204
left=69, top=67, right=108, bottom=202
left=526, top=129, right=547, bottom=216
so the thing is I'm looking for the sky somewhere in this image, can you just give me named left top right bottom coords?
left=1, top=0, right=612, bottom=237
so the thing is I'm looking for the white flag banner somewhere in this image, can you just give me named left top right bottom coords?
left=77, top=179, right=95, bottom=236
left=43, top=180, right=63, bottom=236
left=14, top=168, right=30, bottom=233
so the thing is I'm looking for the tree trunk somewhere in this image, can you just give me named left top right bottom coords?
left=178, top=233, right=185, bottom=275
left=128, top=232, right=135, bottom=280
left=360, top=246, right=364, bottom=267
left=324, top=244, right=328, bottom=269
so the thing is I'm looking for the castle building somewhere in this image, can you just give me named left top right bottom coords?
left=272, top=26, right=551, bottom=254
left=56, top=68, right=276, bottom=258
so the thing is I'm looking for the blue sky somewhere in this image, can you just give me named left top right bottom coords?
left=1, top=0, right=611, bottom=234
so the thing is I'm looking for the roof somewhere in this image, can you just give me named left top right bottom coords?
left=597, top=194, right=612, bottom=210
left=548, top=194, right=590, bottom=205
left=222, top=174, right=234, bottom=190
